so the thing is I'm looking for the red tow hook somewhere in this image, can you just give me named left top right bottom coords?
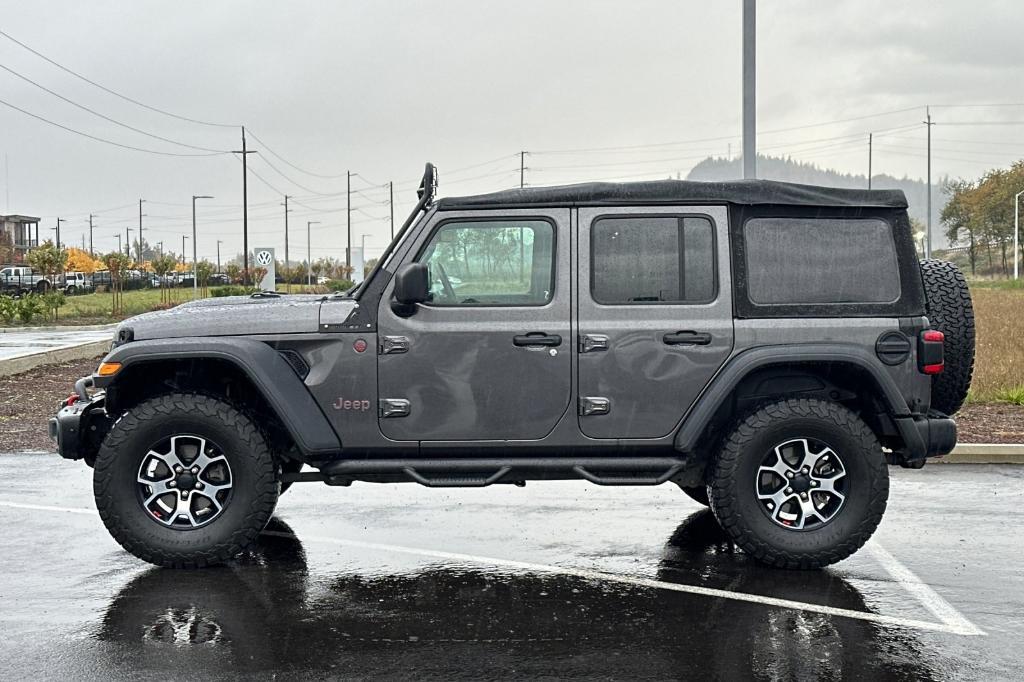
left=65, top=393, right=81, bottom=407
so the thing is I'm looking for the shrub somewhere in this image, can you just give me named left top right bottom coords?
left=16, top=294, right=44, bottom=323
left=325, top=279, right=355, bottom=292
left=211, top=285, right=259, bottom=298
left=0, top=295, right=16, bottom=325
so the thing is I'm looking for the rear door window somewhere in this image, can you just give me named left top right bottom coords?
left=744, top=217, right=900, bottom=304
left=591, top=216, right=715, bottom=304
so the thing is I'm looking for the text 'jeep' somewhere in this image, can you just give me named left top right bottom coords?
left=51, top=163, right=974, bottom=569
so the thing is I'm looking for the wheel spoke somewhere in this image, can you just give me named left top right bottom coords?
left=803, top=445, right=835, bottom=471
left=798, top=497, right=822, bottom=528
left=193, top=450, right=227, bottom=474
left=816, top=475, right=846, bottom=502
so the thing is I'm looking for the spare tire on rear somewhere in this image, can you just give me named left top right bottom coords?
left=919, top=259, right=975, bottom=415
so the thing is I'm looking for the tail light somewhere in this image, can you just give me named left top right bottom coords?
left=919, top=329, right=944, bottom=375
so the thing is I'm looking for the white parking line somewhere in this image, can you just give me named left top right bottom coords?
left=0, top=499, right=985, bottom=637
left=866, top=541, right=986, bottom=636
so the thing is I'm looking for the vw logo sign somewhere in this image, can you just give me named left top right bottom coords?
left=255, top=250, right=273, bottom=266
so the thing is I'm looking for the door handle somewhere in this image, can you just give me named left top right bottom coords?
left=663, top=331, right=712, bottom=346
left=513, top=332, right=562, bottom=347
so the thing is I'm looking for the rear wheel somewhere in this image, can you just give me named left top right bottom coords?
left=708, top=398, right=888, bottom=569
left=93, top=393, right=279, bottom=568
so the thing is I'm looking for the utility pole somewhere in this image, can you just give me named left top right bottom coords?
left=868, top=133, right=873, bottom=190
left=138, top=198, right=145, bottom=263
left=1014, top=190, right=1022, bottom=280
left=925, top=107, right=935, bottom=258
left=216, top=240, right=222, bottom=274
left=742, top=0, right=756, bottom=179
left=282, top=195, right=291, bottom=293
left=88, top=214, right=94, bottom=257
left=116, top=233, right=121, bottom=253
left=346, top=171, right=352, bottom=276
left=520, top=151, right=526, bottom=188
left=389, top=181, right=394, bottom=240
left=307, top=221, right=320, bottom=285
left=182, top=235, right=188, bottom=265
left=233, top=127, right=257, bottom=285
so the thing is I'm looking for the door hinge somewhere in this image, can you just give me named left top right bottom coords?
left=578, top=334, right=609, bottom=353
left=380, top=335, right=410, bottom=354
left=379, top=398, right=411, bottom=418
left=579, top=396, right=611, bottom=416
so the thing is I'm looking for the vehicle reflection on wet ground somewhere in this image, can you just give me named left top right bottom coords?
left=0, top=456, right=1019, bottom=680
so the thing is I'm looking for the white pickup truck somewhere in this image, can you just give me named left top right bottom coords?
left=0, top=266, right=52, bottom=294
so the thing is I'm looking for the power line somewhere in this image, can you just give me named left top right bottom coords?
left=0, top=95, right=229, bottom=156
left=244, top=129, right=350, bottom=179
left=0, top=62, right=230, bottom=153
left=0, top=27, right=237, bottom=128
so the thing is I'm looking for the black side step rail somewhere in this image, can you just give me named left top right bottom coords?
left=284, top=457, right=690, bottom=489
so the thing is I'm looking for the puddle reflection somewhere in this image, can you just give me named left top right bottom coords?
left=95, top=513, right=939, bottom=679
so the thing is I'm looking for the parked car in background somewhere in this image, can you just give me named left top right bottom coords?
left=60, top=271, right=94, bottom=295
left=0, top=265, right=53, bottom=294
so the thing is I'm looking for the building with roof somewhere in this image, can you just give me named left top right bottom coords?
left=0, top=215, right=40, bottom=264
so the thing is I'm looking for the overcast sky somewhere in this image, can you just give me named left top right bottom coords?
left=1, top=1, right=1022, bottom=262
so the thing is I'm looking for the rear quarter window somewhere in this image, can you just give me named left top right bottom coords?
left=744, top=217, right=900, bottom=305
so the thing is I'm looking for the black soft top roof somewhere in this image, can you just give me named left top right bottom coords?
left=437, top=179, right=907, bottom=210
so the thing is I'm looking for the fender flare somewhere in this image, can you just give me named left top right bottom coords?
left=96, top=337, right=342, bottom=457
left=673, top=343, right=914, bottom=453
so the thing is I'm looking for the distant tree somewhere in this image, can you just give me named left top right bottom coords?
left=0, top=232, right=14, bottom=266
left=150, top=254, right=177, bottom=304
left=27, top=240, right=67, bottom=288
left=65, top=248, right=98, bottom=274
left=102, top=251, right=132, bottom=315
left=196, top=260, right=214, bottom=297
left=225, top=263, right=242, bottom=284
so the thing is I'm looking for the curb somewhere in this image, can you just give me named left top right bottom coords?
left=934, top=444, right=1024, bottom=464
left=0, top=340, right=108, bottom=378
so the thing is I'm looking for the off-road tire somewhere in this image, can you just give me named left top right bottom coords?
left=708, top=398, right=889, bottom=569
left=680, top=485, right=710, bottom=507
left=93, top=393, right=279, bottom=568
left=919, top=259, right=975, bottom=415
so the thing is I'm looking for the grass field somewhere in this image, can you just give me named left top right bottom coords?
left=968, top=286, right=1024, bottom=404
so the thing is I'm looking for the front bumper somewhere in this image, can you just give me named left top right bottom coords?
left=49, top=376, right=106, bottom=461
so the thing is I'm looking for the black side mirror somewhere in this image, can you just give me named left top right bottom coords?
left=391, top=262, right=429, bottom=316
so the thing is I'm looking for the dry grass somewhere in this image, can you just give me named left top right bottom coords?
left=968, top=287, right=1024, bottom=403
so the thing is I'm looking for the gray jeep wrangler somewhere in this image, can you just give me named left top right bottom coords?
left=51, top=164, right=974, bottom=570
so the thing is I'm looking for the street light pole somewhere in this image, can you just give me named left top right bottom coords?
left=307, top=221, right=320, bottom=285
left=126, top=228, right=134, bottom=260
left=346, top=171, right=352, bottom=276
left=192, top=195, right=213, bottom=298
left=742, top=0, right=756, bottom=179
left=925, top=107, right=935, bottom=258
left=55, top=217, right=66, bottom=250
left=182, top=236, right=188, bottom=265
left=88, top=214, right=94, bottom=257
left=138, top=198, right=145, bottom=263
left=1015, top=190, right=1023, bottom=280
left=216, top=240, right=222, bottom=274
left=282, top=195, right=291, bottom=292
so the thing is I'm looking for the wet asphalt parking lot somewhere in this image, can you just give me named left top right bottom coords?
left=0, top=455, right=1021, bottom=681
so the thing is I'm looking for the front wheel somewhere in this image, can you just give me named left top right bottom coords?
left=93, top=393, right=280, bottom=568
left=708, top=398, right=889, bottom=569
